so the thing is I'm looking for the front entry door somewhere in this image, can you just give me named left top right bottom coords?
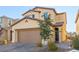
left=10, top=30, right=12, bottom=41
left=55, top=28, right=59, bottom=43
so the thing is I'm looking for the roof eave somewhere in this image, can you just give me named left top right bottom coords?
left=22, top=6, right=66, bottom=16
left=75, top=12, right=79, bottom=23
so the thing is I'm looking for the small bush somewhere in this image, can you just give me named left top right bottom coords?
left=0, top=40, right=4, bottom=45
left=37, top=42, right=43, bottom=47
left=3, top=39, right=8, bottom=45
left=72, top=36, right=79, bottom=50
left=48, top=41, right=58, bottom=51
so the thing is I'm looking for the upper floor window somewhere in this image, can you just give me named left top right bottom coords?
left=8, top=18, right=12, bottom=26
left=32, top=14, right=35, bottom=19
left=0, top=23, right=3, bottom=28
left=42, top=11, right=49, bottom=20
left=27, top=14, right=35, bottom=19
left=0, top=17, right=2, bottom=23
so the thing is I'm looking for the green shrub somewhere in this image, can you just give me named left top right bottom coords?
left=0, top=40, right=4, bottom=45
left=72, top=36, right=79, bottom=50
left=37, top=42, right=43, bottom=47
left=48, top=41, right=58, bottom=51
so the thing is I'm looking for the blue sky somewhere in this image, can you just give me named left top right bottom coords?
left=0, top=6, right=78, bottom=32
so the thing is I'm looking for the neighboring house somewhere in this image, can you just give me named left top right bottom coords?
left=75, top=11, right=79, bottom=35
left=67, top=32, right=76, bottom=40
left=0, top=16, right=18, bottom=41
left=11, top=7, right=67, bottom=44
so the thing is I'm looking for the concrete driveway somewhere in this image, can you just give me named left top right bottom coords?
left=0, top=43, right=48, bottom=52
left=0, top=43, right=38, bottom=52
left=69, top=49, right=79, bottom=52
left=0, top=42, right=73, bottom=52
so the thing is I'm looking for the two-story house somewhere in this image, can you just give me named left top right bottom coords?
left=11, top=7, right=67, bottom=44
left=0, top=16, right=18, bottom=41
left=75, top=11, right=79, bottom=35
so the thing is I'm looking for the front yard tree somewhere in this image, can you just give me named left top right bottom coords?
left=39, top=21, right=52, bottom=40
left=39, top=12, right=53, bottom=45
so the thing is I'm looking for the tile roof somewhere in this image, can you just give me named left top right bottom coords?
left=22, top=6, right=65, bottom=16
left=50, top=22, right=64, bottom=27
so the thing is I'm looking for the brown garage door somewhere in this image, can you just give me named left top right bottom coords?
left=17, top=29, right=41, bottom=44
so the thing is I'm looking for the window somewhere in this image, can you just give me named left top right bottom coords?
left=0, top=23, right=3, bottom=28
left=9, top=20, right=11, bottom=25
left=0, top=17, right=2, bottom=23
left=8, top=18, right=12, bottom=26
left=42, top=11, right=49, bottom=20
left=32, top=14, right=35, bottom=19
left=0, top=25, right=1, bottom=28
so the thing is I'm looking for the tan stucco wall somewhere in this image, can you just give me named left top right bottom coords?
left=12, top=19, right=39, bottom=43
left=34, top=8, right=67, bottom=42
left=0, top=30, right=8, bottom=40
left=52, top=13, right=66, bottom=42
left=2, top=17, right=16, bottom=28
left=61, top=13, right=67, bottom=41
left=55, top=14, right=64, bottom=22
left=24, top=11, right=40, bottom=19
left=24, top=8, right=56, bottom=20
left=12, top=8, right=66, bottom=43
left=2, top=17, right=9, bottom=28
left=76, top=17, right=79, bottom=34
left=24, top=8, right=67, bottom=41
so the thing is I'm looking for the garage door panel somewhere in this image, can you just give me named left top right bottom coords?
left=18, top=29, right=41, bottom=44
